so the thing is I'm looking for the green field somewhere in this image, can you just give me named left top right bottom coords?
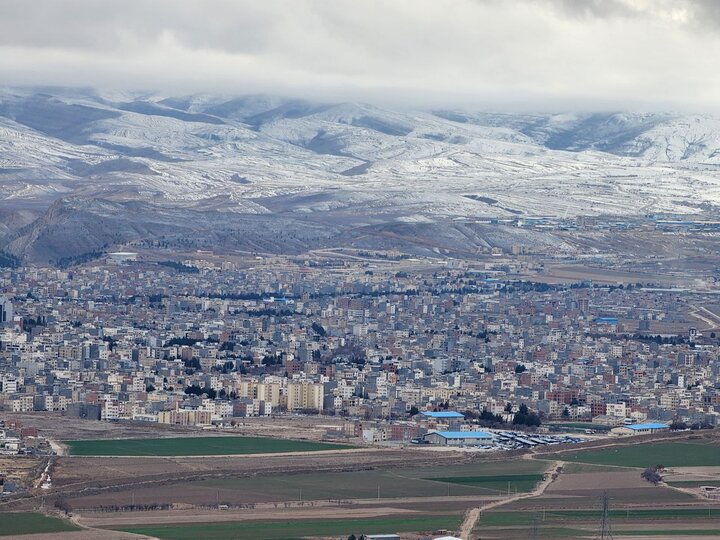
left=614, top=531, right=720, bottom=537
left=550, top=441, right=720, bottom=468
left=110, top=515, right=462, bottom=540
left=189, top=460, right=549, bottom=501
left=64, top=436, right=353, bottom=456
left=480, top=508, right=720, bottom=527
left=0, top=512, right=80, bottom=536
left=426, top=473, right=544, bottom=493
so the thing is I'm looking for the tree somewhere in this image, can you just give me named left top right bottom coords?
left=641, top=466, right=663, bottom=485
left=513, top=403, right=541, bottom=427
left=311, top=322, right=327, bottom=336
left=669, top=420, right=687, bottom=431
left=562, top=407, right=570, bottom=418
left=145, top=384, right=156, bottom=392
left=514, top=364, right=527, bottom=373
left=184, top=384, right=216, bottom=399
left=409, top=405, right=419, bottom=416
left=504, top=403, right=513, bottom=413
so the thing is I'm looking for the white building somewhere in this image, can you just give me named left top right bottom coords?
left=0, top=296, right=12, bottom=327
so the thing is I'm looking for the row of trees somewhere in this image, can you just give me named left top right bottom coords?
left=464, top=403, right=542, bottom=428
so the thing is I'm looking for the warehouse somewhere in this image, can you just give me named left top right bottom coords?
left=423, top=430, right=494, bottom=446
left=611, top=422, right=669, bottom=436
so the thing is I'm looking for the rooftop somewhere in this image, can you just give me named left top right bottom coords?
left=421, top=411, right=464, bottom=419
left=625, top=423, right=669, bottom=430
left=431, top=430, right=493, bottom=439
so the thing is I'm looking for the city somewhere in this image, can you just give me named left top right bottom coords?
left=3, top=0, right=720, bottom=538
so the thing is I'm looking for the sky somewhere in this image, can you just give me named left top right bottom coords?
left=1, top=0, right=720, bottom=111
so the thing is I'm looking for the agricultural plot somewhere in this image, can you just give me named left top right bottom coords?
left=481, top=508, right=720, bottom=526
left=64, top=436, right=353, bottom=456
left=475, top=509, right=720, bottom=539
left=65, top=459, right=550, bottom=509
left=0, top=512, right=80, bottom=536
left=548, top=441, right=720, bottom=468
left=196, top=468, right=543, bottom=501
left=109, top=515, right=463, bottom=540
left=425, top=474, right=545, bottom=493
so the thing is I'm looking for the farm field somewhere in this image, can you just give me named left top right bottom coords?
left=545, top=441, right=720, bottom=468
left=108, top=514, right=463, bottom=540
left=614, top=531, right=720, bottom=536
left=65, top=459, right=550, bottom=509
left=474, top=509, right=720, bottom=539
left=425, top=473, right=545, bottom=493
left=501, top=467, right=694, bottom=513
left=0, top=512, right=80, bottom=536
left=64, top=436, right=354, bottom=456
left=479, top=508, right=720, bottom=526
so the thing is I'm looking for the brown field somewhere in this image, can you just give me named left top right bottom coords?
left=548, top=471, right=651, bottom=492
left=665, top=466, right=720, bottom=482
left=1, top=446, right=486, bottom=514
left=49, top=447, right=442, bottom=489
left=7, top=412, right=348, bottom=443
left=78, top=499, right=476, bottom=528
left=8, top=532, right=148, bottom=540
left=524, top=263, right=677, bottom=285
left=0, top=456, right=43, bottom=490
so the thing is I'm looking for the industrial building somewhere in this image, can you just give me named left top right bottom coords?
left=422, top=430, right=494, bottom=446
left=611, top=422, right=669, bottom=436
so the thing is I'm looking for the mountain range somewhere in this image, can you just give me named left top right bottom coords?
left=1, top=87, right=720, bottom=263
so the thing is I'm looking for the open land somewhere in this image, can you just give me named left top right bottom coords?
left=542, top=441, right=720, bottom=469
left=466, top=439, right=720, bottom=539
left=108, top=515, right=464, bottom=540
left=5, top=429, right=720, bottom=539
left=0, top=512, right=80, bottom=537
left=63, top=436, right=354, bottom=456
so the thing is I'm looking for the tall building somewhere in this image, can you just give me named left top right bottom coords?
left=286, top=381, right=324, bottom=411
left=0, top=296, right=12, bottom=326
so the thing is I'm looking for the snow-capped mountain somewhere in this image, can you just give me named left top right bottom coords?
left=1, top=87, right=720, bottom=262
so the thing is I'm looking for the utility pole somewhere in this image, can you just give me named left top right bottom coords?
left=598, top=492, right=614, bottom=540
left=530, top=514, right=540, bottom=540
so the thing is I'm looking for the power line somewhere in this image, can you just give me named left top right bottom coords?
left=598, top=491, right=614, bottom=540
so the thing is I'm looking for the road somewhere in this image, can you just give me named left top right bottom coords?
left=689, top=305, right=720, bottom=330
left=458, top=460, right=564, bottom=540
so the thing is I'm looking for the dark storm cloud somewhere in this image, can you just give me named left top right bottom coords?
left=1, top=0, right=718, bottom=111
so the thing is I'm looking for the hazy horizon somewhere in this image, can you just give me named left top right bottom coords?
left=2, top=0, right=720, bottom=113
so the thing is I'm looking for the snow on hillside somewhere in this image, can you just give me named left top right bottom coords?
left=1, top=89, right=720, bottom=218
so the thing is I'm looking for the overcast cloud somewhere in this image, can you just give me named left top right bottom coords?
left=1, top=0, right=719, bottom=111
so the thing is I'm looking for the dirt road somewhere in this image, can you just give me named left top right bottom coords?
left=458, top=460, right=564, bottom=540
